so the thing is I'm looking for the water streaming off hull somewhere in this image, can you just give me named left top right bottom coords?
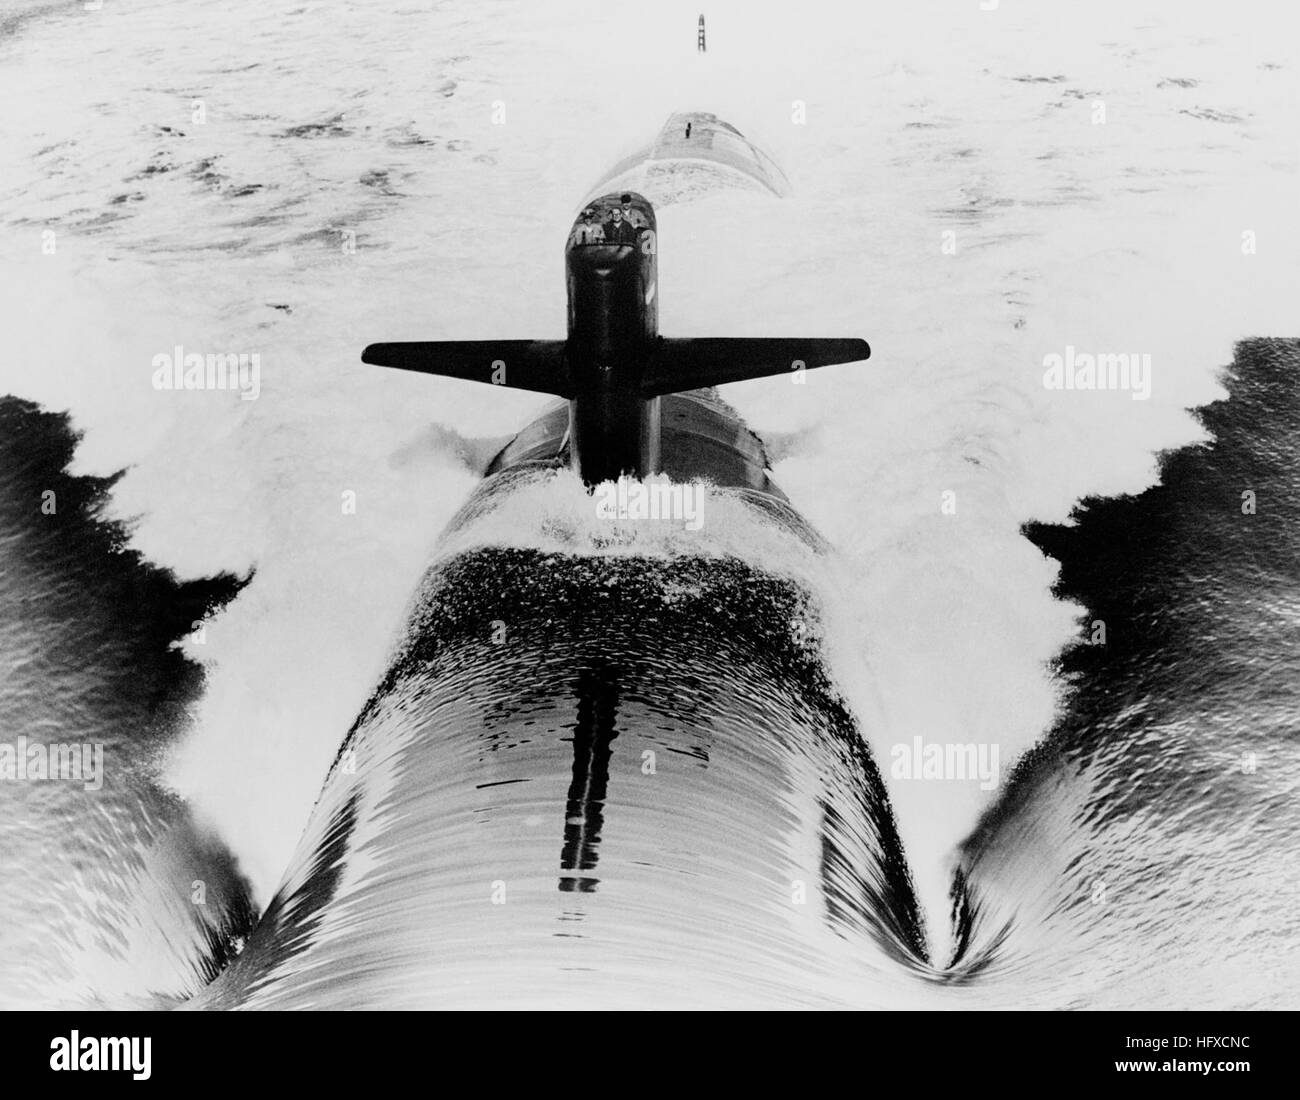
left=197, top=549, right=932, bottom=1009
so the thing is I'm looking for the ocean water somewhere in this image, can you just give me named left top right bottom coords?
left=0, top=0, right=1296, bottom=1008
left=0, top=400, right=254, bottom=1009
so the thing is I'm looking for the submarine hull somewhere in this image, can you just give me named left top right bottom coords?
left=194, top=539, right=927, bottom=1009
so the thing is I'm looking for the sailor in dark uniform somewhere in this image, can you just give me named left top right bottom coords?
left=604, top=206, right=638, bottom=245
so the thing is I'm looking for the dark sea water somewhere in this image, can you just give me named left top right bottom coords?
left=952, top=338, right=1300, bottom=1009
left=0, top=399, right=254, bottom=1009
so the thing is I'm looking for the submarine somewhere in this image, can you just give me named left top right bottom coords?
left=193, top=114, right=923, bottom=1010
